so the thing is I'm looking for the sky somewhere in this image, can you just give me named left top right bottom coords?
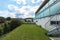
left=0, top=0, right=44, bottom=18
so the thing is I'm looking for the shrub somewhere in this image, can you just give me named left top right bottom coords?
left=0, top=17, right=5, bottom=23
left=6, top=17, right=11, bottom=21
left=10, top=19, right=22, bottom=30
left=3, top=23, right=10, bottom=34
left=0, top=29, right=2, bottom=36
left=0, top=18, right=22, bottom=36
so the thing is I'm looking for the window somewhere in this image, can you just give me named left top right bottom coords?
left=50, top=21, right=60, bottom=25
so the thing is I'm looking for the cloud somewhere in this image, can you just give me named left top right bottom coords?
left=0, top=0, right=43, bottom=18
left=0, top=10, right=16, bottom=18
left=12, top=0, right=44, bottom=5
left=12, top=0, right=26, bottom=4
left=17, top=5, right=39, bottom=18
left=7, top=0, right=44, bottom=18
left=31, top=0, right=44, bottom=3
left=8, top=4, right=39, bottom=18
left=8, top=4, right=18, bottom=11
left=31, top=0, right=40, bottom=3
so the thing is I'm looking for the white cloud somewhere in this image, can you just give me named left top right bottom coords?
left=0, top=11, right=16, bottom=18
left=19, top=5, right=39, bottom=13
left=8, top=4, right=39, bottom=18
left=18, top=5, right=39, bottom=18
left=12, top=0, right=44, bottom=4
left=31, top=0, right=44, bottom=3
left=0, top=0, right=43, bottom=18
left=42, top=0, right=44, bottom=1
left=8, top=4, right=18, bottom=11
left=13, top=0, right=26, bottom=4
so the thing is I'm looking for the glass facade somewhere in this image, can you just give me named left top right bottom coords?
left=35, top=0, right=60, bottom=19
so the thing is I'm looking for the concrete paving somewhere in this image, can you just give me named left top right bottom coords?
left=50, top=37, right=60, bottom=40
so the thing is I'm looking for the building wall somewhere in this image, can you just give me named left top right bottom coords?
left=34, top=0, right=60, bottom=31
left=34, top=14, right=60, bottom=31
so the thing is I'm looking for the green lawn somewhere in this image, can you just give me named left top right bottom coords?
left=0, top=24, right=50, bottom=40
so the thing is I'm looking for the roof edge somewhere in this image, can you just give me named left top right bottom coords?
left=35, top=0, right=49, bottom=14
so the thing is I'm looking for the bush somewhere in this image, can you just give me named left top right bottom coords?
left=0, top=18, right=22, bottom=36
left=0, top=17, right=5, bottom=23
left=3, top=22, right=10, bottom=34
left=0, top=29, right=2, bottom=36
left=6, top=17, right=11, bottom=21
left=10, top=19, right=22, bottom=30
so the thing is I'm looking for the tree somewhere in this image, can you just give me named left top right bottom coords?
left=10, top=19, right=22, bottom=30
left=6, top=17, right=11, bottom=21
left=3, top=23, right=9, bottom=34
left=0, top=29, right=2, bottom=36
left=0, top=17, right=5, bottom=23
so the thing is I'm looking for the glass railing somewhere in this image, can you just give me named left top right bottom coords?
left=36, top=0, right=57, bottom=15
left=50, top=2, right=60, bottom=15
left=35, top=1, right=60, bottom=19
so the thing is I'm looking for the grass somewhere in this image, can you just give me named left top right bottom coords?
left=0, top=24, right=50, bottom=40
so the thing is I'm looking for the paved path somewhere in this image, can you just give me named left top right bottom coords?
left=50, top=37, right=60, bottom=40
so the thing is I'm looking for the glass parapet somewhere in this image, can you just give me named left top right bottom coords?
left=35, top=1, right=60, bottom=19
left=37, top=0, right=56, bottom=15
left=50, top=2, right=60, bottom=15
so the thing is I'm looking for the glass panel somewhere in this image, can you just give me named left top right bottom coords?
left=39, top=0, right=57, bottom=14
left=48, top=0, right=56, bottom=5
left=39, top=3, right=49, bottom=13
left=35, top=13, right=41, bottom=19
left=40, top=13, right=43, bottom=18
left=35, top=0, right=60, bottom=19
left=43, top=9, right=49, bottom=17
left=50, top=2, right=60, bottom=15
left=38, top=0, right=56, bottom=14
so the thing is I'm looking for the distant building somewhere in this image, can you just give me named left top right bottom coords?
left=24, top=18, right=34, bottom=24
left=25, top=18, right=33, bottom=22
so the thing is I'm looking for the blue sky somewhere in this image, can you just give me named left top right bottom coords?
left=0, top=0, right=44, bottom=18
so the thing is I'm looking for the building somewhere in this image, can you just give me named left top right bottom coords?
left=25, top=18, right=34, bottom=24
left=34, top=0, right=60, bottom=36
